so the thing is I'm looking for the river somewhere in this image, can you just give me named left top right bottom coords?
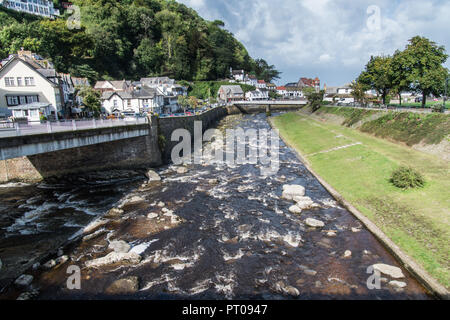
left=0, top=113, right=431, bottom=300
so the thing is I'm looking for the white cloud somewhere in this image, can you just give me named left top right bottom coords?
left=178, top=0, right=450, bottom=86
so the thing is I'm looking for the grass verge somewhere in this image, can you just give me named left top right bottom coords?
left=272, top=112, right=450, bottom=289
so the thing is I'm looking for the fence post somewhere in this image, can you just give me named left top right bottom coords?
left=72, top=120, right=77, bottom=131
left=47, top=121, right=52, bottom=133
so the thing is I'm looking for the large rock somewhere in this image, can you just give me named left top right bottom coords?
left=145, top=170, right=161, bottom=183
left=85, top=252, right=141, bottom=268
left=105, top=276, right=139, bottom=294
left=84, top=219, right=109, bottom=234
left=389, top=280, right=407, bottom=289
left=372, top=264, right=405, bottom=279
left=15, top=274, right=33, bottom=287
left=282, top=185, right=306, bottom=201
left=108, top=240, right=131, bottom=253
left=105, top=208, right=124, bottom=218
left=275, top=281, right=300, bottom=297
left=176, top=166, right=188, bottom=174
left=304, top=218, right=325, bottom=228
left=288, top=205, right=302, bottom=214
left=293, top=196, right=315, bottom=209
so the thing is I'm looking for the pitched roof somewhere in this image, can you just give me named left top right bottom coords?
left=219, top=85, right=244, bottom=95
left=257, top=80, right=266, bottom=84
left=276, top=86, right=286, bottom=90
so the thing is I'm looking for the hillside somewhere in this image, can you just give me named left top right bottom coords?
left=0, top=0, right=274, bottom=83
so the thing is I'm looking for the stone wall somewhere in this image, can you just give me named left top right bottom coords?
left=158, top=106, right=228, bottom=162
left=0, top=117, right=162, bottom=183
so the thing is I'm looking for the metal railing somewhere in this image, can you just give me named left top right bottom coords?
left=2, top=117, right=148, bottom=137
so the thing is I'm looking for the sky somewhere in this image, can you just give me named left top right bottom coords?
left=178, top=0, right=450, bottom=87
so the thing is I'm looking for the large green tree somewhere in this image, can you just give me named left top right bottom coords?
left=399, top=36, right=448, bottom=107
left=357, top=55, right=393, bottom=105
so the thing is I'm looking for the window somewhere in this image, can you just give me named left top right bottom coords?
left=24, top=77, right=35, bottom=86
left=113, top=100, right=118, bottom=108
left=19, top=96, right=26, bottom=105
left=6, top=96, right=19, bottom=106
left=17, top=77, right=23, bottom=86
left=30, top=109, right=38, bottom=118
left=5, top=77, right=15, bottom=87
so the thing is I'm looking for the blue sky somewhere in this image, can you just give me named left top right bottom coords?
left=178, top=0, right=450, bottom=87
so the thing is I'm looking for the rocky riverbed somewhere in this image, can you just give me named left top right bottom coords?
left=0, top=114, right=431, bottom=300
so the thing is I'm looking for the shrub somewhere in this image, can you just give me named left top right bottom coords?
left=390, top=166, right=425, bottom=190
left=432, top=104, right=444, bottom=113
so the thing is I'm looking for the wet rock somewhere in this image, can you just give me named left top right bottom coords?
left=389, top=280, right=407, bottom=289
left=176, top=166, right=188, bottom=174
left=105, top=276, right=139, bottom=295
left=293, top=196, right=315, bottom=209
left=122, top=196, right=145, bottom=206
left=145, top=169, right=161, bottom=183
left=15, top=274, right=33, bottom=287
left=282, top=185, right=306, bottom=201
left=372, top=264, right=405, bottom=279
left=351, top=227, right=361, bottom=233
left=16, top=289, right=39, bottom=300
left=208, top=179, right=219, bottom=185
left=275, top=281, right=300, bottom=297
left=85, top=252, right=141, bottom=268
left=315, top=281, right=322, bottom=288
left=157, top=202, right=165, bottom=208
left=326, top=230, right=337, bottom=237
left=82, top=229, right=107, bottom=242
left=108, top=240, right=131, bottom=253
left=84, top=219, right=109, bottom=235
left=344, top=250, right=352, bottom=258
left=57, top=248, right=64, bottom=256
left=305, top=218, right=325, bottom=228
left=288, top=205, right=302, bottom=214
left=106, top=208, right=124, bottom=218
left=43, top=259, right=56, bottom=269
left=147, top=212, right=158, bottom=219
left=303, top=269, right=317, bottom=276
left=32, top=262, right=40, bottom=270
left=55, top=255, right=69, bottom=266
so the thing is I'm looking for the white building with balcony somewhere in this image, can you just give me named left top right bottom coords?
left=1, top=0, right=60, bottom=18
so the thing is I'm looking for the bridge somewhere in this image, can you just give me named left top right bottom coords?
left=232, top=100, right=307, bottom=114
left=0, top=118, right=150, bottom=161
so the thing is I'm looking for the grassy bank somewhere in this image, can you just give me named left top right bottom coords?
left=272, top=112, right=450, bottom=288
left=313, top=106, right=450, bottom=146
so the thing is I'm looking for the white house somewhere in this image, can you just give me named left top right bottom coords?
left=245, top=75, right=258, bottom=87
left=246, top=89, right=269, bottom=101
left=218, top=85, right=244, bottom=102
left=256, top=80, right=267, bottom=89
left=276, top=86, right=287, bottom=97
left=337, top=84, right=353, bottom=95
left=285, top=87, right=304, bottom=99
left=0, top=55, right=64, bottom=121
left=101, top=87, right=164, bottom=115
left=1, top=0, right=60, bottom=18
left=231, top=69, right=245, bottom=82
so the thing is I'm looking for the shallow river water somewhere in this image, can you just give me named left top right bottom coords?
left=0, top=113, right=431, bottom=300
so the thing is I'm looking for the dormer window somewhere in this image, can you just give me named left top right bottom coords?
left=5, top=77, right=15, bottom=87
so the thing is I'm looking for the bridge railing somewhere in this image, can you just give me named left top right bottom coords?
left=3, top=117, right=148, bottom=137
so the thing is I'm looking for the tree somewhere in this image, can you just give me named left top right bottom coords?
left=78, top=86, right=101, bottom=116
left=350, top=81, right=369, bottom=106
left=177, top=95, right=189, bottom=113
left=399, top=36, right=449, bottom=108
left=251, top=58, right=281, bottom=83
left=304, top=89, right=325, bottom=112
left=357, top=55, right=394, bottom=105
left=188, top=96, right=199, bottom=110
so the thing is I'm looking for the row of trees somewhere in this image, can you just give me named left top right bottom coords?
left=0, top=0, right=280, bottom=84
left=354, top=36, right=449, bottom=107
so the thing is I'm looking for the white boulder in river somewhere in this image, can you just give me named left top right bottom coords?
left=145, top=169, right=161, bottom=182
left=282, top=185, right=306, bottom=201
left=85, top=252, right=141, bottom=268
left=371, top=263, right=405, bottom=279
left=108, top=240, right=131, bottom=253
left=305, top=218, right=325, bottom=228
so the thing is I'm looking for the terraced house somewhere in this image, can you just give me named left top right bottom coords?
left=0, top=50, right=65, bottom=121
